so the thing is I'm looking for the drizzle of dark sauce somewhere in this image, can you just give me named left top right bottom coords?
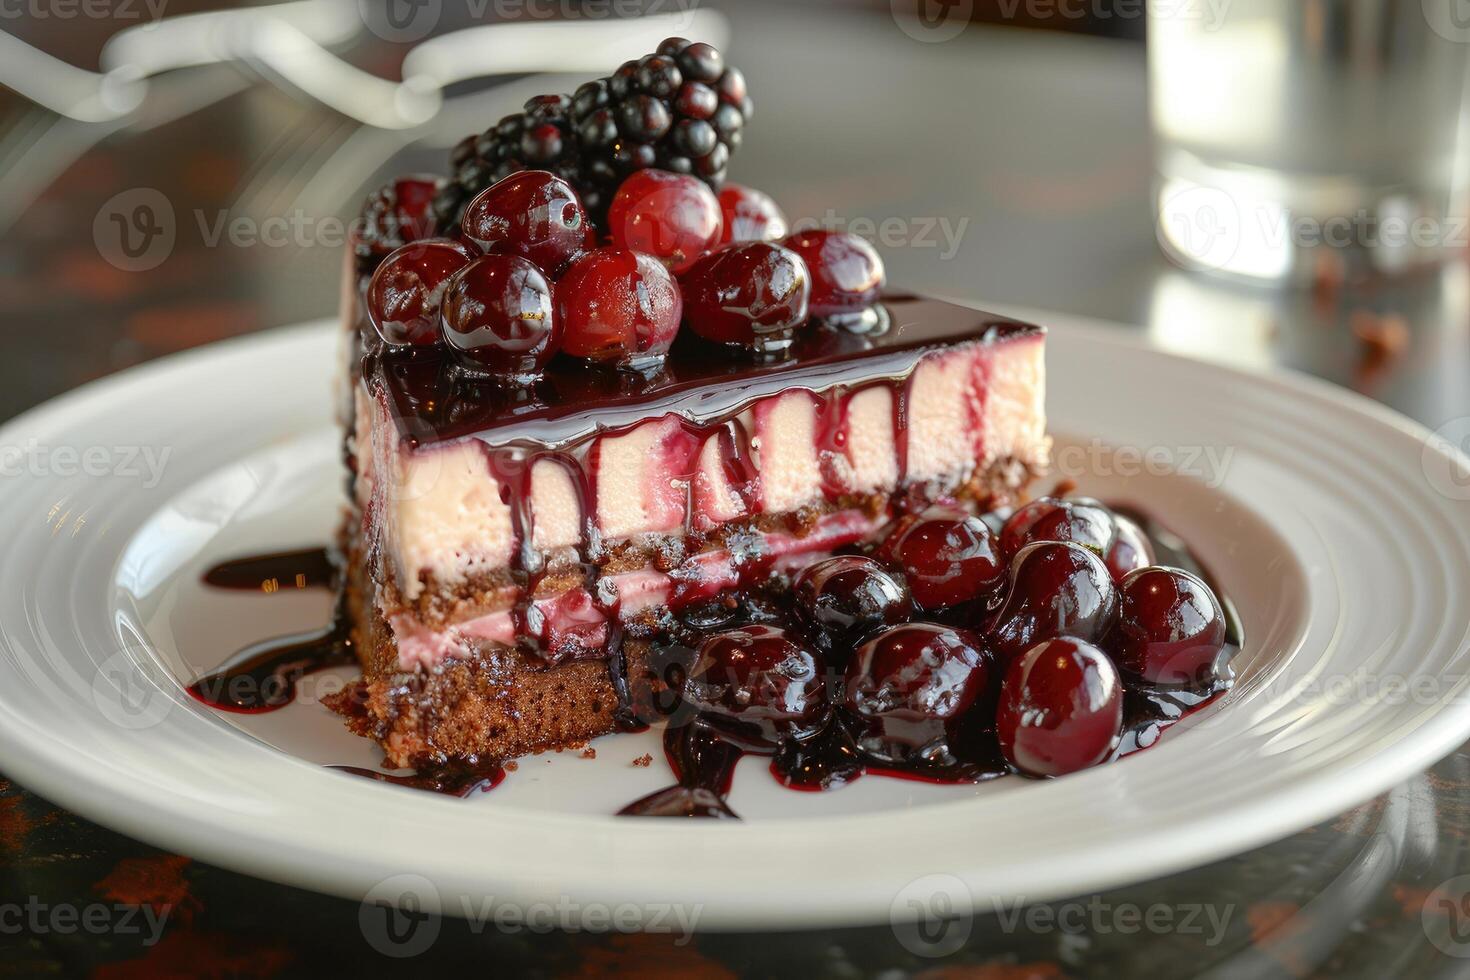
left=329, top=762, right=505, bottom=798
left=188, top=548, right=354, bottom=713
left=619, top=721, right=741, bottom=818
left=606, top=619, right=650, bottom=734
left=201, top=548, right=335, bottom=592
left=622, top=707, right=1013, bottom=818
left=194, top=548, right=500, bottom=797
left=191, top=508, right=1243, bottom=811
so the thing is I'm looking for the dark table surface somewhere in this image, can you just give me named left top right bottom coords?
left=2, top=3, right=1470, bottom=977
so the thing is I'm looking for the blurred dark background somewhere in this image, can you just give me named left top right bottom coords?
left=1, top=2, right=1467, bottom=977
left=2, top=0, right=1453, bottom=437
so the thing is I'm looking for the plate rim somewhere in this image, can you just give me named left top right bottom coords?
left=1, top=311, right=1468, bottom=928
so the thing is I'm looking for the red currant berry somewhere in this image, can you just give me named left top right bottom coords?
left=607, top=169, right=723, bottom=274
left=365, top=238, right=476, bottom=347
left=557, top=247, right=682, bottom=369
left=684, top=625, right=827, bottom=749
left=880, top=515, right=1005, bottom=611
left=1111, top=567, right=1227, bottom=686
left=440, top=254, right=558, bottom=380
left=718, top=184, right=789, bottom=244
left=997, top=637, right=1122, bottom=777
left=781, top=230, right=884, bottom=318
left=989, top=542, right=1119, bottom=662
left=461, top=170, right=590, bottom=278
left=680, top=242, right=810, bottom=354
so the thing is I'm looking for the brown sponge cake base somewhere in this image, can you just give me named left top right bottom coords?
left=340, top=545, right=654, bottom=768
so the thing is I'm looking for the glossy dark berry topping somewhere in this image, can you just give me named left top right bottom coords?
left=843, top=623, right=991, bottom=765
left=1106, top=515, right=1156, bottom=581
left=996, top=637, right=1122, bottom=777
left=679, top=242, right=810, bottom=354
left=999, top=496, right=1116, bottom=559
left=718, top=184, right=789, bottom=244
left=365, top=238, right=477, bottom=347
left=607, top=169, right=723, bottom=273
left=683, top=625, right=828, bottom=749
left=878, top=514, right=1006, bottom=611
left=677, top=41, right=724, bottom=83
left=793, top=555, right=912, bottom=646
left=355, top=175, right=441, bottom=261
left=432, top=98, right=582, bottom=233
left=1111, top=567, right=1227, bottom=686
left=988, top=541, right=1119, bottom=661
left=618, top=94, right=673, bottom=142
left=781, top=230, right=885, bottom=318
left=556, top=246, right=682, bottom=369
left=434, top=39, right=750, bottom=231
left=440, top=254, right=558, bottom=379
left=460, top=171, right=590, bottom=278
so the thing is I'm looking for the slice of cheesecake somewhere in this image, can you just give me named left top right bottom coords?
left=341, top=282, right=1048, bottom=766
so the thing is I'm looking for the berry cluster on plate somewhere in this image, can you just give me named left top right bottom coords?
left=675, top=495, right=1235, bottom=783
left=353, top=38, right=886, bottom=378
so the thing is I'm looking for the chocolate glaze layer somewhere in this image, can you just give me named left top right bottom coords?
left=364, top=295, right=1043, bottom=451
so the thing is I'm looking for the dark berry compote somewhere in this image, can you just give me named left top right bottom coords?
left=622, top=495, right=1242, bottom=818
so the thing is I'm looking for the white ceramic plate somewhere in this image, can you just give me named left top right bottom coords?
left=1, top=312, right=1468, bottom=931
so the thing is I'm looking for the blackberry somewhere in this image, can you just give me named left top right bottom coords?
left=433, top=37, right=751, bottom=233
left=571, top=39, right=749, bottom=222
left=431, top=97, right=580, bottom=233
left=426, top=37, right=746, bottom=233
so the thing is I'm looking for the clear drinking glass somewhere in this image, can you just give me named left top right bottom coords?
left=1149, top=0, right=1470, bottom=282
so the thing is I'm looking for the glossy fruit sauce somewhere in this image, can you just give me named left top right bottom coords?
left=187, top=502, right=1241, bottom=817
